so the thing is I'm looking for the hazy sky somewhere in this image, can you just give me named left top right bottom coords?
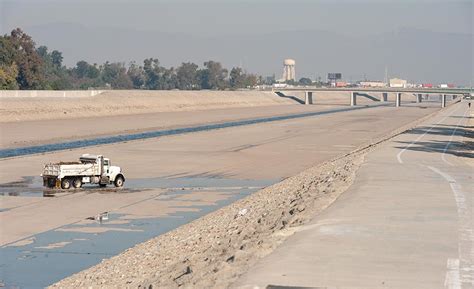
left=1, top=0, right=472, bottom=84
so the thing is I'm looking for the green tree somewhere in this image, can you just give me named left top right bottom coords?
left=70, top=61, right=102, bottom=89
left=0, top=35, right=19, bottom=89
left=0, top=63, right=19, bottom=89
left=230, top=67, right=259, bottom=89
left=176, top=62, right=199, bottom=90
left=159, top=67, right=177, bottom=90
left=101, top=62, right=132, bottom=89
left=74, top=60, right=91, bottom=78
left=36, top=46, right=49, bottom=59
left=286, top=79, right=297, bottom=86
left=229, top=67, right=246, bottom=89
left=200, top=61, right=228, bottom=90
left=87, top=64, right=100, bottom=79
left=9, top=28, right=45, bottom=89
left=244, top=74, right=259, bottom=88
left=143, top=58, right=161, bottom=89
left=36, top=45, right=71, bottom=90
left=0, top=35, right=17, bottom=65
left=51, top=50, right=63, bottom=68
left=298, top=77, right=312, bottom=86
left=127, top=62, right=145, bottom=89
left=197, top=69, right=210, bottom=90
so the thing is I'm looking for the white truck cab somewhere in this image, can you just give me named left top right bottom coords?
left=42, top=154, right=125, bottom=189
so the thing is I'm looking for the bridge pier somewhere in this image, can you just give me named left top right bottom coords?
left=416, top=94, right=422, bottom=103
left=381, top=92, right=388, bottom=102
left=350, top=92, right=357, bottom=106
left=305, top=91, right=313, bottom=105
left=441, top=94, right=446, bottom=108
left=396, top=93, right=401, bottom=107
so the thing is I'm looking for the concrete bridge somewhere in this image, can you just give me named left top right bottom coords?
left=273, top=87, right=471, bottom=108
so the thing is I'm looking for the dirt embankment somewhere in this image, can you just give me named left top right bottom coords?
left=0, top=90, right=295, bottom=123
left=50, top=106, right=441, bottom=289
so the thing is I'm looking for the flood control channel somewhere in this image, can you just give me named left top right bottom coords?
left=1, top=103, right=391, bottom=288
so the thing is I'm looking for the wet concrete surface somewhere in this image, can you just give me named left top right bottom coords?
left=0, top=176, right=274, bottom=288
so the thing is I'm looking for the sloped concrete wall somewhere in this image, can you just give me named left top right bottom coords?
left=0, top=90, right=105, bottom=98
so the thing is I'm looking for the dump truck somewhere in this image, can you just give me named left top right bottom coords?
left=42, top=154, right=125, bottom=189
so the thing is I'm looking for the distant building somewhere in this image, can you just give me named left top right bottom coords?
left=359, top=81, right=386, bottom=88
left=389, top=78, right=407, bottom=88
left=439, top=83, right=455, bottom=88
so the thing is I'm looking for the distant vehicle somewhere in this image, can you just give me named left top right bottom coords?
left=42, top=154, right=125, bottom=189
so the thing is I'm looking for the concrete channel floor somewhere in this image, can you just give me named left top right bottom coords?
left=0, top=102, right=444, bottom=246
left=0, top=101, right=453, bottom=287
left=234, top=102, right=473, bottom=289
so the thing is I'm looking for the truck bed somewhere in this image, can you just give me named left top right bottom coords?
left=42, top=163, right=100, bottom=177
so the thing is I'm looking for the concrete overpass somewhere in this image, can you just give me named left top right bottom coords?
left=271, top=87, right=471, bottom=108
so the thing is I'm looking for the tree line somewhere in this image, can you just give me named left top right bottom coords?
left=0, top=28, right=261, bottom=90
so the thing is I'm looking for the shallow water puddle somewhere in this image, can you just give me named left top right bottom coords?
left=0, top=176, right=275, bottom=288
left=0, top=176, right=273, bottom=198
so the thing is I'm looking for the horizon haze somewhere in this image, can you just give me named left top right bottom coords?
left=1, top=0, right=472, bottom=85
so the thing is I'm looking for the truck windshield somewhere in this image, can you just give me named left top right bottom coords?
left=104, top=160, right=110, bottom=166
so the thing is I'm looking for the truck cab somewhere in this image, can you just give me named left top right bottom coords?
left=100, top=157, right=124, bottom=187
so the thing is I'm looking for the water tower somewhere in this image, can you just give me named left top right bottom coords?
left=283, top=59, right=296, bottom=81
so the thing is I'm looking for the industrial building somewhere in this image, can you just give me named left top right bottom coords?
left=359, top=81, right=386, bottom=88
left=389, top=78, right=408, bottom=88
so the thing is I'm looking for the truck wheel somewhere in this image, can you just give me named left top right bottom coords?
left=48, top=178, right=57, bottom=188
left=44, top=177, right=55, bottom=188
left=61, top=178, right=71, bottom=190
left=73, top=178, right=82, bottom=189
left=114, top=176, right=124, bottom=187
